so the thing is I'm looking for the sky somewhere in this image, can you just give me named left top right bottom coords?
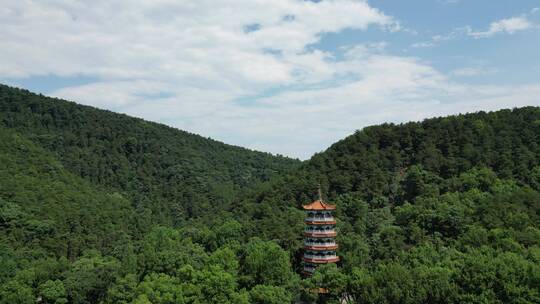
left=1, top=0, right=540, bottom=160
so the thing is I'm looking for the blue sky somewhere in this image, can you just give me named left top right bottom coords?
left=316, top=1, right=540, bottom=83
left=1, top=0, right=539, bottom=159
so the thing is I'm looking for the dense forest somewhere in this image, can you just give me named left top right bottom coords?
left=0, top=84, right=539, bottom=303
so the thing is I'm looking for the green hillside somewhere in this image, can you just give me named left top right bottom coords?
left=0, top=127, right=135, bottom=260
left=238, top=107, right=540, bottom=303
left=1, top=84, right=539, bottom=303
left=0, top=126, right=300, bottom=304
left=0, top=84, right=300, bottom=226
left=0, top=85, right=302, bottom=303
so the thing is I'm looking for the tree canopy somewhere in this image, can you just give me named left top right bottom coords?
left=1, top=84, right=539, bottom=303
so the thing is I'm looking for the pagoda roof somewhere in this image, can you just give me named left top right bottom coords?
left=302, top=199, right=336, bottom=210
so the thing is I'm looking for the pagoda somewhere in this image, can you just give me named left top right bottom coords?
left=302, top=191, right=339, bottom=276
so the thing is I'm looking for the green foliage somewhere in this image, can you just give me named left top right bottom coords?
left=456, top=249, right=540, bottom=303
left=249, top=285, right=292, bottom=304
left=182, top=265, right=248, bottom=304
left=137, top=226, right=207, bottom=277
left=304, top=264, right=347, bottom=303
left=241, top=238, right=300, bottom=290
left=1, top=84, right=539, bottom=303
left=134, top=273, right=184, bottom=304
left=64, top=251, right=121, bottom=304
left=207, top=247, right=239, bottom=275
left=38, top=280, right=68, bottom=304
left=0, top=279, right=34, bottom=304
left=104, top=274, right=138, bottom=304
left=0, top=128, right=135, bottom=259
left=241, top=107, right=540, bottom=303
left=0, top=84, right=299, bottom=227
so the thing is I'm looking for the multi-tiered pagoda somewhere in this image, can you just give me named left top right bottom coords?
left=302, top=194, right=339, bottom=276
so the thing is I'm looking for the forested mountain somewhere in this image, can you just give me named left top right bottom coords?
left=238, top=106, right=540, bottom=303
left=0, top=85, right=301, bottom=304
left=0, top=84, right=300, bottom=226
left=1, top=84, right=539, bottom=304
left=0, top=127, right=135, bottom=259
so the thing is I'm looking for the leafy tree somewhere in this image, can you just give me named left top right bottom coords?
left=178, top=265, right=248, bottom=304
left=241, top=238, right=299, bottom=290
left=135, top=273, right=184, bottom=304
left=371, top=263, right=416, bottom=304
left=249, top=284, right=291, bottom=304
left=207, top=246, right=239, bottom=276
left=137, top=227, right=207, bottom=277
left=304, top=264, right=347, bottom=303
left=104, top=274, right=138, bottom=304
left=38, top=280, right=68, bottom=304
left=347, top=267, right=376, bottom=304
left=64, top=251, right=120, bottom=304
left=0, top=280, right=34, bottom=304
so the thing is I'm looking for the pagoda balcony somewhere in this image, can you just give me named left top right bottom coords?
left=304, top=241, right=336, bottom=246
left=305, top=216, right=335, bottom=221
left=304, top=230, right=337, bottom=237
left=303, top=255, right=340, bottom=263
left=304, top=242, right=338, bottom=250
left=305, top=217, right=336, bottom=224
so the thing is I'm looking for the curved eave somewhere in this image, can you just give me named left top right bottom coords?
left=302, top=200, right=336, bottom=211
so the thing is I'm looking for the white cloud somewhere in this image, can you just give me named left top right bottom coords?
left=250, top=55, right=540, bottom=157
left=0, top=0, right=393, bottom=80
left=438, top=0, right=460, bottom=5
left=412, top=14, right=535, bottom=48
left=468, top=16, right=532, bottom=38
left=1, top=1, right=539, bottom=159
left=411, top=41, right=435, bottom=48
left=410, top=28, right=466, bottom=48
left=451, top=67, right=497, bottom=77
left=532, top=8, right=539, bottom=14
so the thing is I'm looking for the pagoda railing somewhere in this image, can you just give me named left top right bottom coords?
left=303, top=254, right=338, bottom=260
left=304, top=241, right=336, bottom=247
left=305, top=217, right=335, bottom=222
left=304, top=228, right=336, bottom=233
left=304, top=232, right=337, bottom=237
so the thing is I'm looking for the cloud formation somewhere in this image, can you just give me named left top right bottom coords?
left=1, top=1, right=539, bottom=159
left=467, top=16, right=531, bottom=38
left=451, top=67, right=497, bottom=77
left=412, top=13, right=536, bottom=49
